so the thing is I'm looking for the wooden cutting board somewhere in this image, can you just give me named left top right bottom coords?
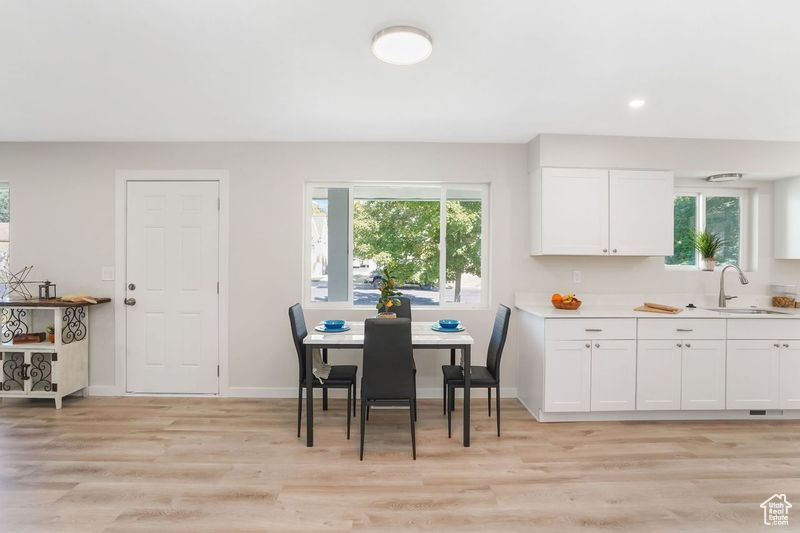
left=634, top=302, right=683, bottom=314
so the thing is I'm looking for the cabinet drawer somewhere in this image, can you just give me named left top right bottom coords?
left=638, top=318, right=726, bottom=340
left=545, top=319, right=636, bottom=340
left=726, top=319, right=800, bottom=340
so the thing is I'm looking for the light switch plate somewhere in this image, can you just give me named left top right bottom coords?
left=101, top=266, right=115, bottom=281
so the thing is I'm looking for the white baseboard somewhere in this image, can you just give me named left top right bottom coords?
left=87, top=385, right=124, bottom=396
left=225, top=386, right=517, bottom=399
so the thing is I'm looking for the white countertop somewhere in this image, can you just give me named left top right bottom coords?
left=515, top=303, right=800, bottom=319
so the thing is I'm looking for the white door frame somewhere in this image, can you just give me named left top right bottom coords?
left=113, top=170, right=230, bottom=396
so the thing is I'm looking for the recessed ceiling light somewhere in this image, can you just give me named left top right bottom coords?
left=707, top=172, right=743, bottom=183
left=372, top=26, right=433, bottom=65
left=628, top=99, right=646, bottom=109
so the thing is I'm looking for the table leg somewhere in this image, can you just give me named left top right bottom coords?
left=322, top=348, right=328, bottom=411
left=463, top=345, right=471, bottom=447
left=306, top=345, right=314, bottom=447
left=449, top=348, right=456, bottom=411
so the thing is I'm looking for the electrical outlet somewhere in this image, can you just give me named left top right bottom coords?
left=573, top=270, right=582, bottom=283
left=101, top=266, right=115, bottom=281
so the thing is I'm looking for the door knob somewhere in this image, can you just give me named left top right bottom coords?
left=124, top=298, right=137, bottom=306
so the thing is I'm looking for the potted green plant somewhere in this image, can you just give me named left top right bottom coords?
left=692, top=230, right=725, bottom=271
left=375, top=267, right=403, bottom=318
left=46, top=325, right=55, bottom=343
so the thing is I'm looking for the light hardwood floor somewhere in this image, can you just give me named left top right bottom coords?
left=1, top=396, right=799, bottom=532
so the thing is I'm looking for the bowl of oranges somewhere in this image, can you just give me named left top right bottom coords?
left=551, top=292, right=582, bottom=310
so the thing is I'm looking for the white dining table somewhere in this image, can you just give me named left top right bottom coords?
left=303, top=321, right=475, bottom=447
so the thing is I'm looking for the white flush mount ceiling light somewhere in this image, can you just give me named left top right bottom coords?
left=628, top=98, right=646, bottom=109
left=372, top=26, right=433, bottom=65
left=707, top=172, right=743, bottom=183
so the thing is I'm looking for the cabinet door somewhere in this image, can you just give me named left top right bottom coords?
left=0, top=352, right=27, bottom=394
left=682, top=340, right=726, bottom=410
left=726, top=340, right=780, bottom=409
left=591, top=340, right=636, bottom=411
left=608, top=170, right=674, bottom=256
left=544, top=340, right=591, bottom=412
left=637, top=340, right=681, bottom=410
left=780, top=342, right=800, bottom=409
left=540, top=168, right=609, bottom=255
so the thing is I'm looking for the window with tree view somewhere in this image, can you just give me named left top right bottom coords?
left=0, top=184, right=9, bottom=272
left=666, top=189, right=745, bottom=268
left=307, top=183, right=487, bottom=307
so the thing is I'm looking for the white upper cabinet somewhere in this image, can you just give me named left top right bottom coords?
left=531, top=167, right=674, bottom=256
left=774, top=176, right=800, bottom=259
left=538, top=168, right=609, bottom=255
left=609, top=170, right=674, bottom=256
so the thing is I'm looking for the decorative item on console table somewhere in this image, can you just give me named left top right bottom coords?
left=38, top=281, right=57, bottom=300
left=692, top=230, right=725, bottom=271
left=375, top=267, right=403, bottom=318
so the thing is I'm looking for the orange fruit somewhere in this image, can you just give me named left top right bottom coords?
left=551, top=293, right=563, bottom=302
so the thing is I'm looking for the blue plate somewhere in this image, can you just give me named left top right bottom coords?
left=431, top=324, right=465, bottom=333
left=315, top=324, right=351, bottom=333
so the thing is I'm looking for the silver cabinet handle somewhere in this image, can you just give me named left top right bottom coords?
left=676, top=343, right=682, bottom=348
left=784, top=344, right=791, bottom=348
left=594, top=343, right=600, bottom=348
left=602, top=248, right=608, bottom=254
left=585, top=328, right=603, bottom=332
left=612, top=249, right=618, bottom=254
left=585, top=343, right=591, bottom=348
left=774, top=343, right=781, bottom=348
left=124, top=298, right=136, bottom=306
left=685, top=343, right=692, bottom=348
left=676, top=328, right=694, bottom=332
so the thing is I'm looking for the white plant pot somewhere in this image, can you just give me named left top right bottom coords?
left=702, top=258, right=716, bottom=271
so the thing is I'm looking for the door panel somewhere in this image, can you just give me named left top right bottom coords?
left=637, top=340, right=681, bottom=410
left=541, top=168, right=609, bottom=255
left=609, top=170, right=674, bottom=256
left=544, top=340, right=591, bottom=412
left=591, top=340, right=636, bottom=411
left=780, top=342, right=800, bottom=409
left=726, top=340, right=779, bottom=409
left=126, top=181, right=219, bottom=394
left=682, top=340, right=726, bottom=410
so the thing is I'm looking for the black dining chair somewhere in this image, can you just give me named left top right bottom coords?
left=360, top=318, right=417, bottom=460
left=441, top=305, right=511, bottom=438
left=373, top=297, right=417, bottom=421
left=289, top=303, right=357, bottom=439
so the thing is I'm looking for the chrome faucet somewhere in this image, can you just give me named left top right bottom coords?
left=718, top=263, right=749, bottom=307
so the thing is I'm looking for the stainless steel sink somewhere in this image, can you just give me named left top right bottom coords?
left=706, top=308, right=791, bottom=315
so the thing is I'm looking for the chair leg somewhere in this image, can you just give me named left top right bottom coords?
left=488, top=387, right=492, bottom=417
left=447, top=387, right=453, bottom=438
left=410, top=401, right=417, bottom=460
left=413, top=372, right=417, bottom=422
left=297, top=385, right=303, bottom=438
left=322, top=349, right=329, bottom=411
left=496, top=385, right=501, bottom=437
left=442, top=376, right=447, bottom=415
left=360, top=400, right=367, bottom=461
left=346, top=385, right=352, bottom=440
left=366, top=404, right=370, bottom=420
left=352, top=384, right=356, bottom=417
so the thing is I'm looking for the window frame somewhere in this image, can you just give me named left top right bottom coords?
left=666, top=186, right=750, bottom=271
left=303, top=181, right=490, bottom=310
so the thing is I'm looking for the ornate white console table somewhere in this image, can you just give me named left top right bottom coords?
left=0, top=298, right=110, bottom=408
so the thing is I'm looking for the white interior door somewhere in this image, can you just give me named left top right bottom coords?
left=126, top=181, right=220, bottom=394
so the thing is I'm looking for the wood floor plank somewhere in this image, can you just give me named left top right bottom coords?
left=1, top=396, right=799, bottom=531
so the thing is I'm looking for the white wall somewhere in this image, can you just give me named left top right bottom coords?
left=518, top=134, right=800, bottom=300
left=2, top=137, right=799, bottom=396
left=0, top=142, right=526, bottom=394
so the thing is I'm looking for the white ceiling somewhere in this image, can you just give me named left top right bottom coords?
left=2, top=0, right=799, bottom=142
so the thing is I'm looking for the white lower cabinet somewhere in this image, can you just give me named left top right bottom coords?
left=681, top=340, right=726, bottom=410
left=544, top=341, right=591, bottom=412
left=591, top=340, right=636, bottom=411
left=726, top=340, right=780, bottom=410
left=637, top=340, right=681, bottom=410
left=780, top=342, right=800, bottom=409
